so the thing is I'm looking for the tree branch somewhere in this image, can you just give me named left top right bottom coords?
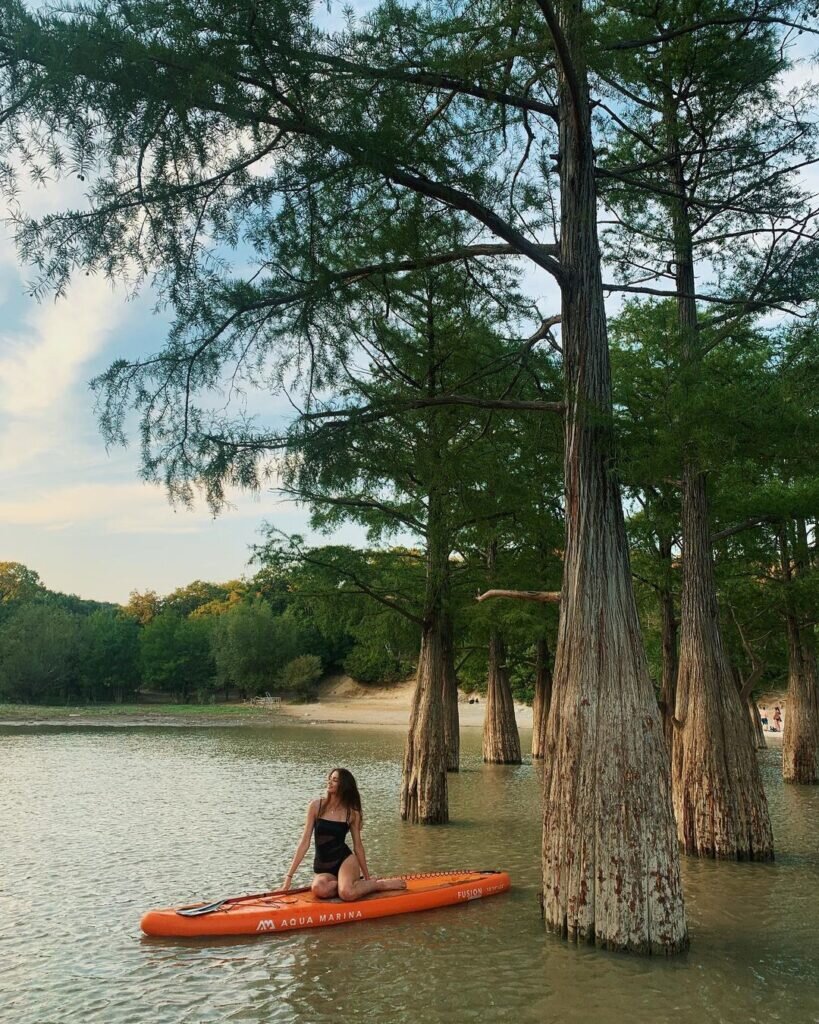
left=476, top=588, right=561, bottom=603
left=301, top=395, right=566, bottom=424
left=712, top=515, right=781, bottom=543
left=607, top=15, right=819, bottom=51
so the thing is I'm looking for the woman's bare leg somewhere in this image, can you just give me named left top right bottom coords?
left=336, top=855, right=407, bottom=902
left=311, top=873, right=338, bottom=898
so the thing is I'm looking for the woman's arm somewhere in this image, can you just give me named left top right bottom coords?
left=282, top=800, right=317, bottom=890
left=349, top=811, right=370, bottom=880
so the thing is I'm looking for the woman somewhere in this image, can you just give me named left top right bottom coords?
left=773, top=706, right=783, bottom=732
left=282, top=768, right=407, bottom=901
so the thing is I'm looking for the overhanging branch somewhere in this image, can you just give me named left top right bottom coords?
left=476, top=589, right=561, bottom=603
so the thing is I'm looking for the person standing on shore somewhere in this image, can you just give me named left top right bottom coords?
left=773, top=706, right=783, bottom=732
left=282, top=768, right=407, bottom=901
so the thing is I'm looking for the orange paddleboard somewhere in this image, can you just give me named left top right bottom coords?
left=140, top=869, right=511, bottom=937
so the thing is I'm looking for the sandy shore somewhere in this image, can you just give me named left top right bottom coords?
left=273, top=676, right=533, bottom=731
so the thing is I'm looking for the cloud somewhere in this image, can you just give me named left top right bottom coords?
left=0, top=272, right=125, bottom=417
left=0, top=222, right=133, bottom=475
left=0, top=480, right=270, bottom=534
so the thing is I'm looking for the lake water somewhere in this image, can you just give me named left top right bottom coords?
left=1, top=723, right=818, bottom=1024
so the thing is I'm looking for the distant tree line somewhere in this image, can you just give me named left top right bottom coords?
left=0, top=552, right=563, bottom=706
left=0, top=561, right=340, bottom=704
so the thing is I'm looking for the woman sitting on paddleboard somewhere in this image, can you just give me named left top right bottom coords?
left=282, top=768, right=407, bottom=901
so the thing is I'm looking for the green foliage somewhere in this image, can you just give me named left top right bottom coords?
left=342, top=615, right=419, bottom=684
left=0, top=561, right=45, bottom=604
left=78, top=611, right=141, bottom=703
left=122, top=590, right=162, bottom=625
left=140, top=611, right=215, bottom=702
left=277, top=654, right=323, bottom=699
left=210, top=599, right=298, bottom=697
left=165, top=579, right=244, bottom=617
left=0, top=604, right=81, bottom=703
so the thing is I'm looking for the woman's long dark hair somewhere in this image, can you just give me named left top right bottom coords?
left=329, top=767, right=363, bottom=824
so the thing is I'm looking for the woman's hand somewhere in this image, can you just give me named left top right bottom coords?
left=282, top=873, right=293, bottom=892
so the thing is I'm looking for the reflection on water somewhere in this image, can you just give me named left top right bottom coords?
left=1, top=725, right=818, bottom=1024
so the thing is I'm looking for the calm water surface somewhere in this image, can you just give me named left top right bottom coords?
left=1, top=724, right=818, bottom=1024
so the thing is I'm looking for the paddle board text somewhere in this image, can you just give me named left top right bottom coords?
left=256, top=909, right=364, bottom=932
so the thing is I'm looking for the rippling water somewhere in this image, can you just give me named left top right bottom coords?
left=1, top=724, right=818, bottom=1024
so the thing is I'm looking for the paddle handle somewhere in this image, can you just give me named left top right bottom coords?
left=176, top=884, right=312, bottom=917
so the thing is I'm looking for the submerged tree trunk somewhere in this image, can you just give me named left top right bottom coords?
left=442, top=608, right=460, bottom=772
left=400, top=497, right=449, bottom=824
left=483, top=630, right=522, bottom=764
left=483, top=540, right=522, bottom=765
left=780, top=522, right=819, bottom=784
left=750, top=700, right=767, bottom=751
left=658, top=535, right=678, bottom=755
left=732, top=664, right=766, bottom=752
left=784, top=627, right=819, bottom=783
left=542, top=3, right=687, bottom=954
left=666, top=115, right=773, bottom=860
left=532, top=636, right=553, bottom=760
left=401, top=618, right=448, bottom=823
left=673, top=470, right=774, bottom=858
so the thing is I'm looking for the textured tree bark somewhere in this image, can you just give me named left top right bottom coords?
left=532, top=636, right=553, bottom=760
left=780, top=522, right=819, bottom=784
left=749, top=700, right=767, bottom=751
left=483, top=630, right=522, bottom=764
left=673, top=470, right=774, bottom=858
left=442, top=608, right=460, bottom=772
left=541, top=0, right=688, bottom=954
left=400, top=496, right=449, bottom=823
left=658, top=535, right=679, bottom=755
left=400, top=618, right=449, bottom=823
left=784, top=628, right=819, bottom=783
left=732, top=664, right=766, bottom=752
left=477, top=589, right=560, bottom=604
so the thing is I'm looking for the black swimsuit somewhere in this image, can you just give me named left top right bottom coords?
left=313, top=800, right=353, bottom=877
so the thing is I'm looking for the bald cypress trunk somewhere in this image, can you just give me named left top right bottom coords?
left=532, top=636, right=552, bottom=760
left=673, top=470, right=774, bottom=858
left=665, top=114, right=772, bottom=860
left=400, top=497, right=449, bottom=824
left=442, top=608, right=460, bottom=772
left=482, top=540, right=522, bottom=764
left=541, top=1, right=687, bottom=954
left=658, top=535, right=678, bottom=754
left=732, top=665, right=767, bottom=752
left=781, top=521, right=819, bottom=784
left=483, top=630, right=522, bottom=764
left=401, top=618, right=448, bottom=823
left=750, top=700, right=767, bottom=751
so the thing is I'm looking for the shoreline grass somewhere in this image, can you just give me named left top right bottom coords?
left=0, top=701, right=278, bottom=721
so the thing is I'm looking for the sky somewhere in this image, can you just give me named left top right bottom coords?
left=0, top=18, right=814, bottom=606
left=0, top=248, right=321, bottom=603
left=0, top=149, right=385, bottom=603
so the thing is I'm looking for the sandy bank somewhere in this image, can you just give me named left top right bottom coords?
left=274, top=675, right=533, bottom=731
